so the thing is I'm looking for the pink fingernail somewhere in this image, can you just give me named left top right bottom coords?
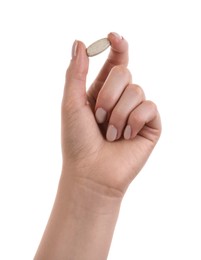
left=111, top=32, right=122, bottom=40
left=95, top=108, right=107, bottom=124
left=106, top=125, right=117, bottom=142
left=124, top=125, right=131, bottom=140
left=71, top=40, right=78, bottom=58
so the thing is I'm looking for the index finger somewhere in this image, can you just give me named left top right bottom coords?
left=87, top=32, right=129, bottom=102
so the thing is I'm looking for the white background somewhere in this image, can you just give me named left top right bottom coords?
left=0, top=0, right=201, bottom=259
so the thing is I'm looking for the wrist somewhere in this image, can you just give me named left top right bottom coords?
left=35, top=170, right=122, bottom=259
left=35, top=166, right=123, bottom=260
left=59, top=168, right=122, bottom=216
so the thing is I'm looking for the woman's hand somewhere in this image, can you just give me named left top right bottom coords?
left=62, top=32, right=161, bottom=198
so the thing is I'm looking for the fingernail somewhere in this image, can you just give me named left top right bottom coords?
left=71, top=40, right=78, bottom=58
left=111, top=32, right=122, bottom=40
left=124, top=125, right=131, bottom=140
left=95, top=108, right=107, bottom=124
left=106, top=125, right=117, bottom=142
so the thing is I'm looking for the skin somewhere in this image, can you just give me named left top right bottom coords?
left=34, top=32, right=161, bottom=260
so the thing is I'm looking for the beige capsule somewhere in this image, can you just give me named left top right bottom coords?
left=86, top=38, right=111, bottom=57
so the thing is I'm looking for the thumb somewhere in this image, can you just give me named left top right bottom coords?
left=63, top=40, right=89, bottom=108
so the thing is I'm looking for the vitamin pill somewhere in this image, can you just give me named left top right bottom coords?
left=86, top=38, right=110, bottom=57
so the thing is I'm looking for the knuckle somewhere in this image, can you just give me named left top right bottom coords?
left=126, top=84, right=145, bottom=100
left=146, top=100, right=158, bottom=113
left=111, top=65, right=131, bottom=79
left=130, top=112, right=143, bottom=126
left=133, top=114, right=142, bottom=125
left=133, top=84, right=145, bottom=98
left=102, top=93, right=117, bottom=106
left=111, top=109, right=125, bottom=124
left=66, top=66, right=87, bottom=82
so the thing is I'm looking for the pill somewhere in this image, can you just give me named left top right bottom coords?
left=86, top=38, right=111, bottom=57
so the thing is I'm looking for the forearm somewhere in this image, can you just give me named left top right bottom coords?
left=34, top=170, right=122, bottom=260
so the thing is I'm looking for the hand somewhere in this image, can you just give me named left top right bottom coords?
left=34, top=33, right=162, bottom=260
left=62, top=32, right=161, bottom=198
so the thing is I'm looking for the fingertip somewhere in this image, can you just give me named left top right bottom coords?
left=67, top=40, right=89, bottom=81
left=107, top=32, right=128, bottom=54
left=64, top=40, right=89, bottom=104
left=71, top=40, right=88, bottom=62
left=106, top=32, right=129, bottom=66
left=109, top=32, right=123, bottom=40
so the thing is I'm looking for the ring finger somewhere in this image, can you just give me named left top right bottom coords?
left=106, top=84, right=145, bottom=141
